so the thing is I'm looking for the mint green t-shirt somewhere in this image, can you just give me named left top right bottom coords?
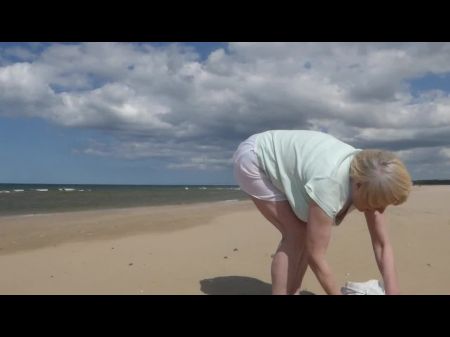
left=255, top=130, right=361, bottom=224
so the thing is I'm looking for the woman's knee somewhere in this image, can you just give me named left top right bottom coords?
left=280, top=228, right=306, bottom=245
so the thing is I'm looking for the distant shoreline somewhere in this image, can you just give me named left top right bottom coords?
left=413, top=180, right=450, bottom=185
left=1, top=180, right=450, bottom=186
left=0, top=183, right=241, bottom=187
left=1, top=180, right=449, bottom=186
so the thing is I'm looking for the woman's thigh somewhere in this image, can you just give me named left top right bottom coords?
left=251, top=197, right=307, bottom=238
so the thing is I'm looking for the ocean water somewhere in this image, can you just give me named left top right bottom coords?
left=0, top=184, right=248, bottom=216
left=2, top=180, right=440, bottom=217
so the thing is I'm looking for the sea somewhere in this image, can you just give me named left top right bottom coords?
left=1, top=180, right=445, bottom=217
left=0, top=183, right=248, bottom=217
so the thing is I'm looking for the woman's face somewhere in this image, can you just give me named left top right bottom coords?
left=350, top=180, right=386, bottom=213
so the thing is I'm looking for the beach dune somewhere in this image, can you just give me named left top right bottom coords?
left=0, top=186, right=449, bottom=294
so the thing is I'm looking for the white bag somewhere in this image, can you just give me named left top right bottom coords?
left=341, top=279, right=385, bottom=295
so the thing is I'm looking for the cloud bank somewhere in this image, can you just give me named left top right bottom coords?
left=1, top=42, right=450, bottom=178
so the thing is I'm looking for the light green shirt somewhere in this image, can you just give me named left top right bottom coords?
left=255, top=130, right=361, bottom=224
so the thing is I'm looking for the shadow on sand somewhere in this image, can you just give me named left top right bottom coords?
left=200, top=276, right=316, bottom=295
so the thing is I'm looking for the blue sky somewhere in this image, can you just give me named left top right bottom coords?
left=1, top=42, right=450, bottom=184
left=0, top=115, right=233, bottom=185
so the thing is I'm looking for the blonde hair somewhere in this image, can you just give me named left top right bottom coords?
left=350, top=149, right=412, bottom=209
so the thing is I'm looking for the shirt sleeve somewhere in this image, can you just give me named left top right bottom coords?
left=304, top=176, right=341, bottom=219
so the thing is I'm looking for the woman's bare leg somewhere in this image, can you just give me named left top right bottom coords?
left=251, top=197, right=307, bottom=295
left=292, top=248, right=309, bottom=295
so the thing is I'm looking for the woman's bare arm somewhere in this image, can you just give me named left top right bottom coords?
left=306, top=201, right=341, bottom=295
left=365, top=210, right=400, bottom=295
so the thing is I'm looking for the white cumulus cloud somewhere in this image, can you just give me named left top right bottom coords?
left=1, top=42, right=450, bottom=178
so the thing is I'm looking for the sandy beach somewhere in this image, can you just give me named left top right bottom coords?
left=0, top=185, right=449, bottom=295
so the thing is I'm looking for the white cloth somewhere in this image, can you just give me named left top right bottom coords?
left=341, top=279, right=385, bottom=295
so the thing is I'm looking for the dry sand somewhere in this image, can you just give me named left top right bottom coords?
left=0, top=186, right=449, bottom=295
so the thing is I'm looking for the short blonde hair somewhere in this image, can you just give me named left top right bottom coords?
left=350, top=149, right=412, bottom=209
